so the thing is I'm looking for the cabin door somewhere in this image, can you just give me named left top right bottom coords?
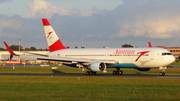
left=151, top=52, right=154, bottom=60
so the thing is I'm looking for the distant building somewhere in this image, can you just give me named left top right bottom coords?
left=0, top=51, right=49, bottom=60
left=157, top=46, right=180, bottom=60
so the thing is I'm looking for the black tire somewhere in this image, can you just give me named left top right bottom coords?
left=119, top=71, right=123, bottom=75
left=162, top=72, right=165, bottom=76
left=112, top=71, right=116, bottom=75
left=90, top=71, right=93, bottom=75
left=116, top=71, right=119, bottom=75
left=160, top=72, right=164, bottom=76
left=92, top=72, right=96, bottom=75
left=86, top=71, right=90, bottom=75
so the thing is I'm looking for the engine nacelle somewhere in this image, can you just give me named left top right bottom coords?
left=90, top=61, right=106, bottom=72
left=135, top=68, right=151, bottom=71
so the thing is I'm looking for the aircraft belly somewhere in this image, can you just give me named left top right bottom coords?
left=107, top=63, right=139, bottom=68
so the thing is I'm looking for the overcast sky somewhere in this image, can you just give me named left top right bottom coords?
left=0, top=0, right=180, bottom=49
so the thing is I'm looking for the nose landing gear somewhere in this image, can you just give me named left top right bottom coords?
left=159, top=71, right=165, bottom=76
left=159, top=67, right=166, bottom=76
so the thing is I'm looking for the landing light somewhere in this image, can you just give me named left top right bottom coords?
left=103, top=71, right=107, bottom=73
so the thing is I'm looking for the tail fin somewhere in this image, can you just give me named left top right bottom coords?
left=148, top=42, right=152, bottom=47
left=42, top=19, right=66, bottom=52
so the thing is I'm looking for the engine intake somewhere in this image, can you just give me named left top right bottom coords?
left=90, top=61, right=106, bottom=72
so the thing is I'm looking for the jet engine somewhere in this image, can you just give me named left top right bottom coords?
left=135, top=68, right=151, bottom=71
left=90, top=61, right=106, bottom=72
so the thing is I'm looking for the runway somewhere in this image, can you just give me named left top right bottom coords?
left=0, top=73, right=179, bottom=78
left=1, top=64, right=180, bottom=78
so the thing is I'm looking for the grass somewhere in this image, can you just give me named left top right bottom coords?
left=171, top=62, right=180, bottom=65
left=0, top=65, right=180, bottom=100
left=0, top=76, right=180, bottom=100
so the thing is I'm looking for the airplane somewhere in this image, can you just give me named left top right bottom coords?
left=4, top=19, right=175, bottom=76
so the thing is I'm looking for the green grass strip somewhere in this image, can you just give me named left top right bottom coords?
left=0, top=76, right=179, bottom=100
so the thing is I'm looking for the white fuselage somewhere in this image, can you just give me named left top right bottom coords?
left=47, top=47, right=175, bottom=68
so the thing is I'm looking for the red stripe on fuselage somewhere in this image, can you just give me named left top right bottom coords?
left=49, top=39, right=66, bottom=52
left=42, top=19, right=50, bottom=26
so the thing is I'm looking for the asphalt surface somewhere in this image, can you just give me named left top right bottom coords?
left=0, top=64, right=180, bottom=78
left=169, top=65, right=180, bottom=67
left=0, top=73, right=179, bottom=78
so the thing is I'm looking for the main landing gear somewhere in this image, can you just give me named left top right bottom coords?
left=86, top=71, right=96, bottom=75
left=112, top=68, right=123, bottom=75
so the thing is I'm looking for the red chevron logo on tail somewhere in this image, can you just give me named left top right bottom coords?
left=47, top=31, right=53, bottom=38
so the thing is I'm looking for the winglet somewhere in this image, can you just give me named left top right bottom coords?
left=148, top=42, right=152, bottom=47
left=3, top=41, right=17, bottom=55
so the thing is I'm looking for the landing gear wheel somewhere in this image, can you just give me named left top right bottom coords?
left=119, top=71, right=123, bottom=75
left=92, top=72, right=96, bottom=75
left=112, top=70, right=123, bottom=75
left=162, top=72, right=165, bottom=76
left=115, top=71, right=119, bottom=75
left=112, top=71, right=116, bottom=75
left=86, top=71, right=96, bottom=75
left=90, top=71, right=93, bottom=75
left=160, top=72, right=165, bottom=76
left=86, top=71, right=90, bottom=75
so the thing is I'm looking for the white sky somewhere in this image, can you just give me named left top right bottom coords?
left=0, top=0, right=123, bottom=16
left=0, top=0, right=180, bottom=49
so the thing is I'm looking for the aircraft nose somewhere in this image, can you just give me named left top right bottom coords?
left=170, top=56, right=175, bottom=63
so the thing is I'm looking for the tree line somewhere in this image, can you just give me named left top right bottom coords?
left=0, top=45, right=49, bottom=51
left=0, top=44, right=134, bottom=51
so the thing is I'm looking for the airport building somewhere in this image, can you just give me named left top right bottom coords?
left=0, top=51, right=62, bottom=65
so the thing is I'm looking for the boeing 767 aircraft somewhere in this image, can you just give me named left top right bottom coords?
left=4, top=19, right=175, bottom=76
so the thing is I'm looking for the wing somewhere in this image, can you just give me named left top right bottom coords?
left=37, top=57, right=119, bottom=65
left=22, top=51, right=49, bottom=57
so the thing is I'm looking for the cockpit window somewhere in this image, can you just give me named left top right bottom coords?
left=161, top=53, right=172, bottom=56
